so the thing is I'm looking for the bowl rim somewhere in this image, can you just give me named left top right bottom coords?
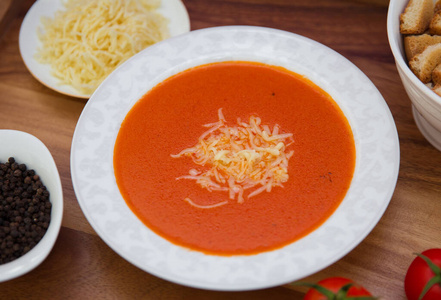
left=0, top=129, right=63, bottom=282
left=387, top=0, right=441, bottom=106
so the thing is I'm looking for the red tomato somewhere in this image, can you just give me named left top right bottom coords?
left=405, top=248, right=441, bottom=300
left=303, top=277, right=373, bottom=300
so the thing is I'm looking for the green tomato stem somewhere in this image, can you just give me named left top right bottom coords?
left=341, top=294, right=378, bottom=300
left=292, top=282, right=378, bottom=300
left=414, top=253, right=441, bottom=300
left=292, top=282, right=336, bottom=299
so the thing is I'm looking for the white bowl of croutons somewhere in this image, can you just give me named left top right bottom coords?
left=388, top=0, right=441, bottom=150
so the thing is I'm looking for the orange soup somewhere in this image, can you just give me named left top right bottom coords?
left=113, top=61, right=356, bottom=256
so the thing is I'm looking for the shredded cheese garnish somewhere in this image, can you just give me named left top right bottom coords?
left=172, top=108, right=294, bottom=206
left=36, top=0, right=169, bottom=94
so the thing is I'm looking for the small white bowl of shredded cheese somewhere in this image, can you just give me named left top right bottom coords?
left=19, top=0, right=190, bottom=99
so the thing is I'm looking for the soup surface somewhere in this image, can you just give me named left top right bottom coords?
left=113, top=61, right=356, bottom=256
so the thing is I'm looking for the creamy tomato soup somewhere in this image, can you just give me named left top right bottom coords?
left=113, top=61, right=356, bottom=256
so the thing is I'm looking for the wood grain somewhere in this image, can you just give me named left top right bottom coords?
left=0, top=0, right=23, bottom=40
left=1, top=0, right=441, bottom=299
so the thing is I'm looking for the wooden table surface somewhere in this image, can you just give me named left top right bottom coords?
left=1, top=0, right=441, bottom=299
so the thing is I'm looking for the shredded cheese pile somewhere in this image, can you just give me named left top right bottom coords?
left=172, top=109, right=294, bottom=207
left=36, top=0, right=169, bottom=94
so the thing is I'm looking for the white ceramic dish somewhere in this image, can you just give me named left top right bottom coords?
left=18, top=0, right=191, bottom=99
left=388, top=0, right=441, bottom=151
left=0, top=130, right=63, bottom=282
left=71, top=26, right=400, bottom=291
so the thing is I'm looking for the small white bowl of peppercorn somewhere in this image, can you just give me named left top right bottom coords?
left=0, top=129, right=63, bottom=282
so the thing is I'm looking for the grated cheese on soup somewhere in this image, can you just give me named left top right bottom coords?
left=171, top=108, right=294, bottom=206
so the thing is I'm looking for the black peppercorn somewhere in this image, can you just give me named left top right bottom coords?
left=0, top=157, right=51, bottom=264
